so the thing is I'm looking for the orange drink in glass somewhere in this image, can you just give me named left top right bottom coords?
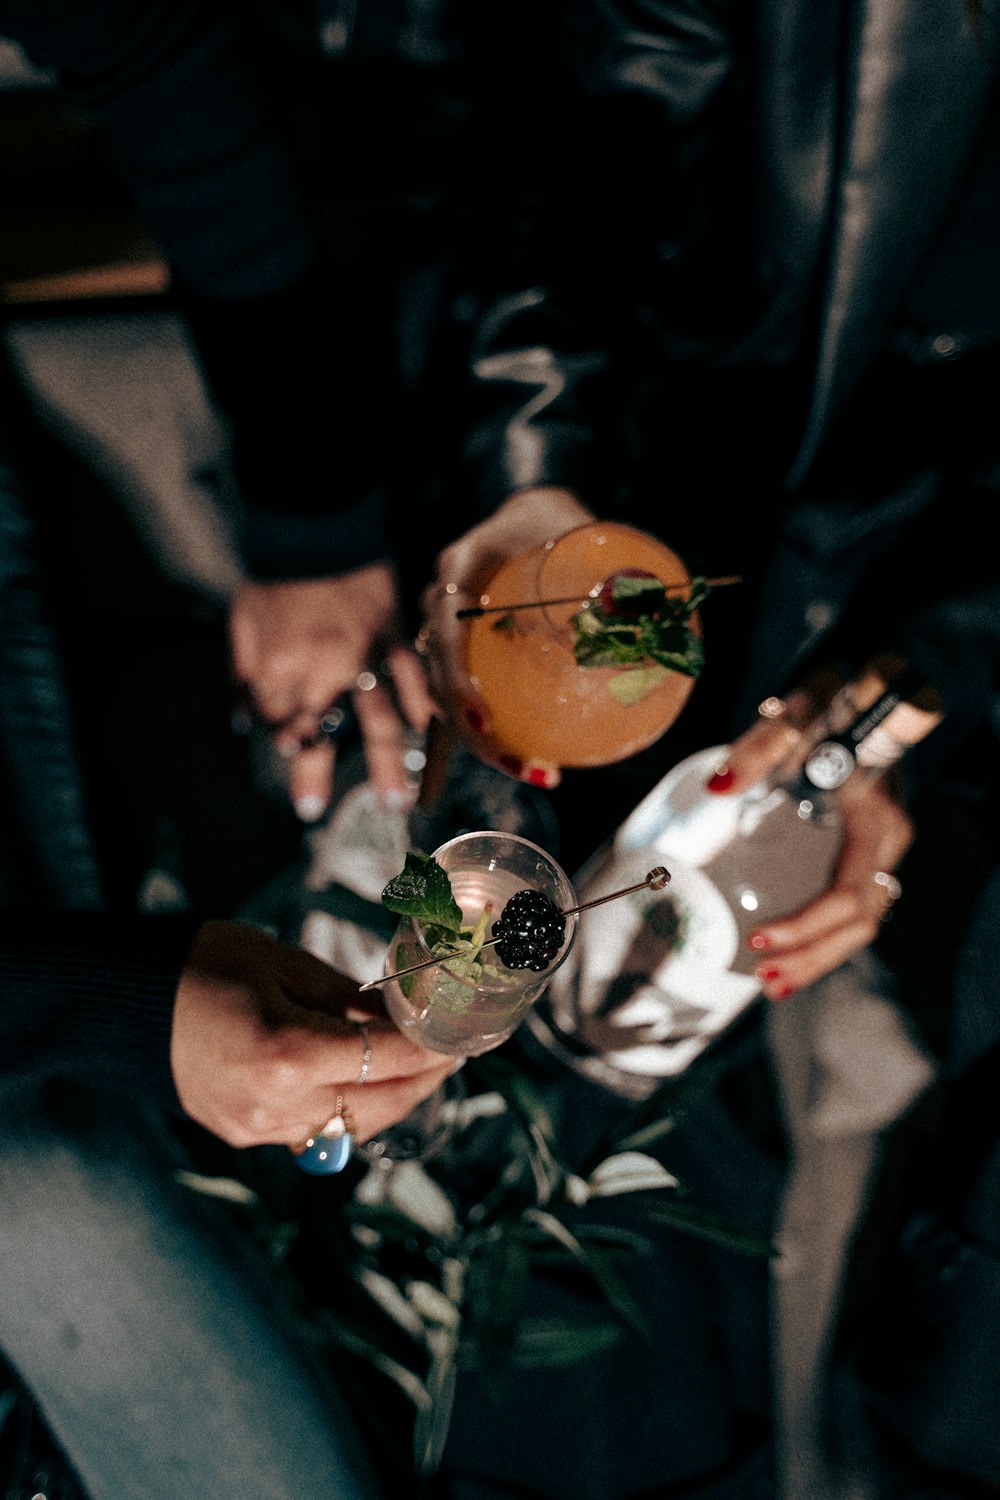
left=463, top=521, right=700, bottom=769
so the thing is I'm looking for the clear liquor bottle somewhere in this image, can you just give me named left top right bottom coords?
left=531, top=668, right=943, bottom=1095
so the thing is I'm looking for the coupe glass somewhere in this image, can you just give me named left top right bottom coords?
left=458, top=520, right=700, bottom=771
left=361, top=830, right=578, bottom=1162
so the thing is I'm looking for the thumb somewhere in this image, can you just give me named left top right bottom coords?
left=271, top=940, right=365, bottom=1020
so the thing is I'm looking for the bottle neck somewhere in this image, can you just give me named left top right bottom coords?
left=780, top=669, right=942, bottom=809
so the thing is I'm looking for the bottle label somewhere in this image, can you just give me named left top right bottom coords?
left=803, top=740, right=856, bottom=790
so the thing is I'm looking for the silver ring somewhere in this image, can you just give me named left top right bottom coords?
left=355, top=670, right=378, bottom=693
left=757, top=696, right=802, bottom=746
left=357, top=1023, right=373, bottom=1084
left=758, top=696, right=787, bottom=720
left=872, top=870, right=903, bottom=922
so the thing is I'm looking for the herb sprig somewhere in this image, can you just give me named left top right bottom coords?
left=571, top=573, right=711, bottom=705
left=381, top=852, right=513, bottom=997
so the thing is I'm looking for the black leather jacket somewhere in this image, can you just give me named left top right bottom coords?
left=454, top=0, right=1000, bottom=762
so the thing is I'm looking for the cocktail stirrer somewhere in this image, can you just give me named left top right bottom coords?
left=358, top=866, right=670, bottom=992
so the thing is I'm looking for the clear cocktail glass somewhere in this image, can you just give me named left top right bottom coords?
left=362, top=830, right=578, bottom=1162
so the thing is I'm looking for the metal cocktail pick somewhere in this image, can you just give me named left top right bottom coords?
left=454, top=577, right=741, bottom=620
left=358, top=866, right=670, bottom=992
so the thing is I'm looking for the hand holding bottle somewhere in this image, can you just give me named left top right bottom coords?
left=706, top=666, right=941, bottom=1000
left=728, top=771, right=913, bottom=999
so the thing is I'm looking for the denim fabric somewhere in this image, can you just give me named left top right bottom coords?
left=0, top=1082, right=382, bottom=1500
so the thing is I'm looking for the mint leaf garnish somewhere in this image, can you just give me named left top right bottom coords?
left=381, top=852, right=463, bottom=934
left=382, top=857, right=526, bottom=1011
left=571, top=573, right=711, bottom=700
left=611, top=574, right=668, bottom=609
left=608, top=665, right=670, bottom=706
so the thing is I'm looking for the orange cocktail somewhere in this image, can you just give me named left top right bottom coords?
left=464, top=522, right=700, bottom=768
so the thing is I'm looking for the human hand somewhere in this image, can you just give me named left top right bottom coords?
left=704, top=674, right=914, bottom=998
left=230, top=564, right=436, bottom=821
left=419, top=487, right=594, bottom=789
left=171, top=920, right=455, bottom=1148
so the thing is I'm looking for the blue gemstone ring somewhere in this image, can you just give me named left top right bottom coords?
left=294, top=1099, right=354, bottom=1175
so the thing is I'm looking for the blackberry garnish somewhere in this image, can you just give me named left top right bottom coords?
left=492, top=889, right=566, bottom=971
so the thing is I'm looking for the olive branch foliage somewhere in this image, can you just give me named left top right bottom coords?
left=177, top=1036, right=771, bottom=1484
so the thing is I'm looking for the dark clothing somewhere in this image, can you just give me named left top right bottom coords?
left=445, top=3, right=1000, bottom=1488
left=0, top=0, right=393, bottom=582
left=454, top=0, right=1000, bottom=781
left=0, top=909, right=194, bottom=1110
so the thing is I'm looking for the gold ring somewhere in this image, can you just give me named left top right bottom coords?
left=300, top=1094, right=355, bottom=1151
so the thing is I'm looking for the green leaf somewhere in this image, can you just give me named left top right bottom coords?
left=643, top=1200, right=775, bottom=1258
left=570, top=570, right=712, bottom=685
left=587, top=1151, right=680, bottom=1197
left=612, top=574, right=667, bottom=607
left=608, top=664, right=670, bottom=705
left=571, top=1223, right=655, bottom=1256
left=609, top=1114, right=680, bottom=1155
left=523, top=1209, right=650, bottom=1339
left=381, top=851, right=463, bottom=934
left=313, top=1306, right=432, bottom=1409
left=471, top=1055, right=564, bottom=1201
left=173, top=1170, right=259, bottom=1206
left=414, top=1323, right=460, bottom=1474
left=465, top=1228, right=532, bottom=1334
left=408, top=1279, right=462, bottom=1330
left=574, top=607, right=605, bottom=638
left=574, top=637, right=643, bottom=669
left=510, top=1316, right=625, bottom=1368
left=378, top=1160, right=459, bottom=1240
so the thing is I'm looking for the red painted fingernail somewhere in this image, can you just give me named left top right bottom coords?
left=464, top=706, right=487, bottom=734
left=706, top=766, right=734, bottom=793
left=757, top=967, right=782, bottom=983
left=527, top=766, right=556, bottom=789
left=748, top=933, right=771, bottom=951
left=773, top=984, right=797, bottom=1001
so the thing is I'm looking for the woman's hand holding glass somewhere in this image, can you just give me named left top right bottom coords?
left=420, top=487, right=596, bottom=789
left=171, top=920, right=454, bottom=1152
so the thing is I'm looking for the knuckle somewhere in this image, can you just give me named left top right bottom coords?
left=253, top=1035, right=308, bottom=1099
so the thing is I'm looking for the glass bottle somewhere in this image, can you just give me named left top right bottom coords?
left=530, top=668, right=943, bottom=1095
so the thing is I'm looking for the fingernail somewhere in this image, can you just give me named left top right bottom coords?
left=295, top=794, right=327, bottom=823
left=756, top=967, right=782, bottom=983
left=706, top=765, right=734, bottom=793
left=527, top=766, right=557, bottom=789
left=464, top=706, right=488, bottom=734
left=772, top=984, right=797, bottom=1001
left=381, top=787, right=409, bottom=814
left=747, top=933, right=771, bottom=951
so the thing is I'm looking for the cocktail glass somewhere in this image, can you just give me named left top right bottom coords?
left=459, top=520, right=700, bottom=771
left=362, top=830, right=578, bottom=1162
